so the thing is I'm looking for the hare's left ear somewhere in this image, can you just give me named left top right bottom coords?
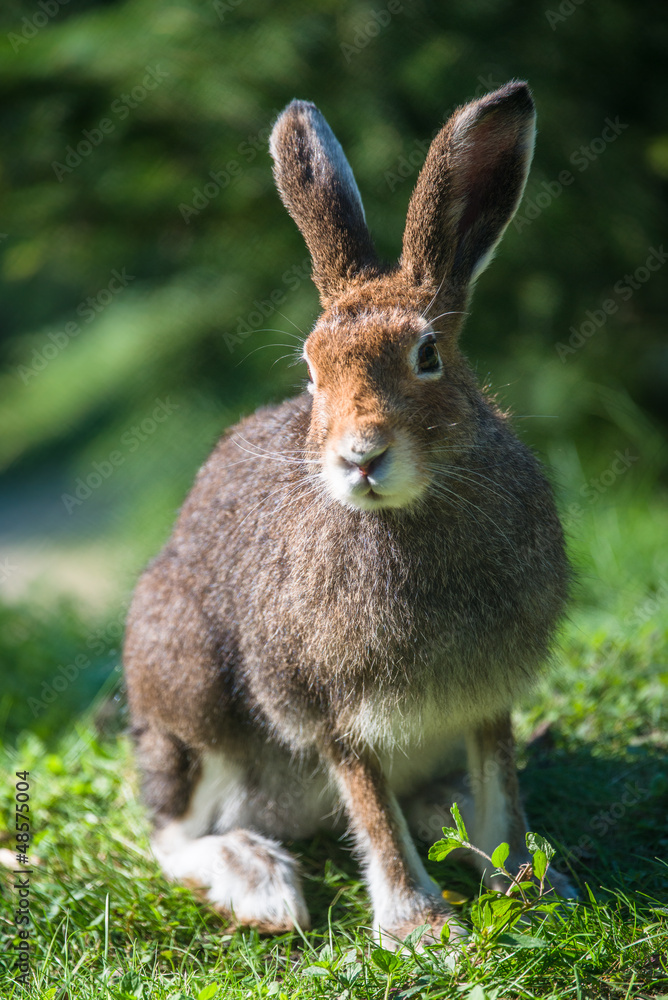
left=270, top=100, right=379, bottom=304
left=401, top=81, right=536, bottom=303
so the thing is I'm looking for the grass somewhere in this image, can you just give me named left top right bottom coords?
left=1, top=490, right=667, bottom=999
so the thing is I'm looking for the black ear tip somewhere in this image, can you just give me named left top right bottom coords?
left=285, top=98, right=317, bottom=112
left=270, top=101, right=322, bottom=160
left=276, top=99, right=319, bottom=124
left=488, top=80, right=535, bottom=116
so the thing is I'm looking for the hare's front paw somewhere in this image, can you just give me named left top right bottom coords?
left=376, top=900, right=467, bottom=951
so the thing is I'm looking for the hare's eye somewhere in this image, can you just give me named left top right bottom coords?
left=416, top=339, right=441, bottom=375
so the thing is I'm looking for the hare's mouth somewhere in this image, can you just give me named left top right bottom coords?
left=322, top=435, right=427, bottom=511
left=333, top=480, right=424, bottom=512
left=350, top=481, right=386, bottom=505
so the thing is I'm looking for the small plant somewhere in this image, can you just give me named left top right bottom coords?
left=429, top=804, right=569, bottom=955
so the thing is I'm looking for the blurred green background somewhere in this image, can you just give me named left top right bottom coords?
left=0, top=0, right=666, bottom=743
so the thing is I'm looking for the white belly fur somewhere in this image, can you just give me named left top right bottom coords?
left=187, top=691, right=467, bottom=840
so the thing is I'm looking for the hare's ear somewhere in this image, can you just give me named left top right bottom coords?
left=269, top=100, right=379, bottom=304
left=401, top=81, right=535, bottom=304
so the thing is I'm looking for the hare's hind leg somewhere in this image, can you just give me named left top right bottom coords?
left=153, top=827, right=310, bottom=933
left=465, top=713, right=527, bottom=873
left=466, top=713, right=576, bottom=897
left=136, top=728, right=310, bottom=932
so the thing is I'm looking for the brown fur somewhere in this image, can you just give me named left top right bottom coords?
left=124, top=81, right=573, bottom=943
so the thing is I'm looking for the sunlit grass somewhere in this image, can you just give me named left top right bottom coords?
left=1, top=492, right=667, bottom=998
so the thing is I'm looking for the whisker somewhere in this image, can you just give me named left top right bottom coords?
left=229, top=434, right=321, bottom=466
left=426, top=443, right=493, bottom=453
left=230, top=431, right=320, bottom=455
left=222, top=453, right=318, bottom=470
left=236, top=475, right=312, bottom=531
left=271, top=353, right=302, bottom=369
left=426, top=309, right=469, bottom=326
left=273, top=308, right=308, bottom=341
left=420, top=273, right=450, bottom=320
left=237, top=344, right=304, bottom=367
left=425, top=465, right=516, bottom=505
left=235, top=326, right=306, bottom=343
left=426, top=479, right=514, bottom=550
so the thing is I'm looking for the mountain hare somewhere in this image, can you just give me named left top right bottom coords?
left=124, top=81, right=574, bottom=946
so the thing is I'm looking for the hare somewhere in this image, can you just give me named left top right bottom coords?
left=124, top=81, right=575, bottom=947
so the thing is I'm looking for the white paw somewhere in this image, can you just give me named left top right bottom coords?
left=209, top=830, right=310, bottom=931
left=374, top=897, right=468, bottom=951
left=153, top=828, right=310, bottom=932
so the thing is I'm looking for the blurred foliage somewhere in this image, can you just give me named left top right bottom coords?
left=0, top=0, right=667, bottom=737
left=0, top=598, right=123, bottom=742
left=1, top=0, right=667, bottom=479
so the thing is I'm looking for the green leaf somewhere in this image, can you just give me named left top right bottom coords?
left=526, top=832, right=556, bottom=862
left=118, top=972, right=148, bottom=999
left=403, top=923, right=430, bottom=950
left=302, top=965, right=330, bottom=978
left=370, top=946, right=402, bottom=974
left=339, top=962, right=362, bottom=987
left=450, top=801, right=469, bottom=839
left=491, top=842, right=510, bottom=869
left=197, top=986, right=218, bottom=1000
left=428, top=835, right=461, bottom=861
left=533, top=901, right=564, bottom=915
left=532, top=848, right=548, bottom=881
left=496, top=932, right=548, bottom=949
left=317, top=943, right=335, bottom=964
left=471, top=894, right=523, bottom=934
left=440, top=920, right=451, bottom=943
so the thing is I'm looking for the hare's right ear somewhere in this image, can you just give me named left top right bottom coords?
left=401, top=82, right=536, bottom=309
left=270, top=101, right=379, bottom=304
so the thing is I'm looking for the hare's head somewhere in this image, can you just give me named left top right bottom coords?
left=269, top=83, right=535, bottom=512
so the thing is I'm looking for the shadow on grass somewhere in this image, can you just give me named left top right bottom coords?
left=288, top=734, right=668, bottom=935
left=521, top=735, right=668, bottom=899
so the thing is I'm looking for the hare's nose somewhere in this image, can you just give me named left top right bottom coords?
left=339, top=444, right=389, bottom=478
